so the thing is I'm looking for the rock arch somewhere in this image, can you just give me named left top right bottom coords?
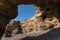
left=0, top=0, right=60, bottom=39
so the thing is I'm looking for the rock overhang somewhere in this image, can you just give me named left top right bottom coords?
left=0, top=0, right=60, bottom=19
left=0, top=0, right=60, bottom=39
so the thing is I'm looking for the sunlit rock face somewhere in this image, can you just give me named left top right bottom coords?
left=5, top=7, right=60, bottom=37
left=5, top=21, right=22, bottom=37
left=3, top=6, right=60, bottom=40
left=20, top=7, right=60, bottom=33
left=0, top=0, right=60, bottom=39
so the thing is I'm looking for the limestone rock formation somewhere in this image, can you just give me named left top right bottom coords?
left=0, top=0, right=60, bottom=40
left=1, top=7, right=60, bottom=40
left=3, top=7, right=60, bottom=40
left=5, top=21, right=22, bottom=37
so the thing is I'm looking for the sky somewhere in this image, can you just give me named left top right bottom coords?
left=12, top=4, right=36, bottom=21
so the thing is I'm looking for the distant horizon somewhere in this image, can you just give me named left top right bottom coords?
left=12, top=4, right=36, bottom=21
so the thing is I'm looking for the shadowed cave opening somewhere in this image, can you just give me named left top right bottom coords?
left=12, top=4, right=36, bottom=21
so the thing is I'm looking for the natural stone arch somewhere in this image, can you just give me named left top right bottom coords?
left=0, top=0, right=60, bottom=39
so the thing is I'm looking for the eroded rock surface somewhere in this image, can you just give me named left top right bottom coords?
left=0, top=0, right=60, bottom=40
left=1, top=7, right=60, bottom=40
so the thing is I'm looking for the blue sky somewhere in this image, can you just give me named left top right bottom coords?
left=12, top=4, right=36, bottom=21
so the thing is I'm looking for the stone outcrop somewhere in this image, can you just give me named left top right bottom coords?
left=1, top=9, right=60, bottom=40
left=3, top=7, right=60, bottom=40
left=0, top=0, right=60, bottom=39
